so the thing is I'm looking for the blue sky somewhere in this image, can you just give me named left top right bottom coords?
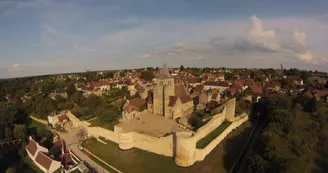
left=1, top=0, right=328, bottom=78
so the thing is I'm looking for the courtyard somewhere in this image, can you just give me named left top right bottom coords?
left=116, top=112, right=185, bottom=137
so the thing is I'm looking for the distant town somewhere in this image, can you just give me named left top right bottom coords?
left=1, top=64, right=328, bottom=173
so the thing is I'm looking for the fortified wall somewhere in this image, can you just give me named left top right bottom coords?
left=68, top=98, right=248, bottom=166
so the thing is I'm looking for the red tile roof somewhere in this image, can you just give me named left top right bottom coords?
left=128, top=98, right=146, bottom=108
left=58, top=114, right=68, bottom=121
left=26, top=139, right=38, bottom=156
left=54, top=140, right=63, bottom=149
left=175, top=83, right=192, bottom=103
left=89, top=80, right=110, bottom=88
left=249, top=85, right=262, bottom=94
left=35, top=152, right=52, bottom=170
left=168, top=96, right=178, bottom=107
left=311, top=89, right=328, bottom=97
left=63, top=152, right=74, bottom=165
left=193, top=84, right=204, bottom=93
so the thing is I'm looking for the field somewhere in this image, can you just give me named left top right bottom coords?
left=83, top=121, right=253, bottom=173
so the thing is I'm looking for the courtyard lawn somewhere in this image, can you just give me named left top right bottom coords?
left=83, top=121, right=253, bottom=173
left=196, top=121, right=232, bottom=149
left=89, top=118, right=118, bottom=131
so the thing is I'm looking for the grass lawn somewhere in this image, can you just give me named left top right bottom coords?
left=28, top=119, right=47, bottom=131
left=196, top=121, right=232, bottom=149
left=23, top=156, right=44, bottom=173
left=89, top=118, right=118, bottom=131
left=83, top=121, right=253, bottom=173
left=82, top=150, right=120, bottom=173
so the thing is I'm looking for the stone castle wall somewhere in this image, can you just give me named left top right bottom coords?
left=194, top=114, right=248, bottom=162
left=67, top=98, right=247, bottom=167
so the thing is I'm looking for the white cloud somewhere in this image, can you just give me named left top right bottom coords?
left=248, top=15, right=280, bottom=51
left=296, top=51, right=315, bottom=63
left=143, top=15, right=322, bottom=67
left=8, top=63, right=29, bottom=72
left=293, top=29, right=307, bottom=46
left=139, top=54, right=152, bottom=59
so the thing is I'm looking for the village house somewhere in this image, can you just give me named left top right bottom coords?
left=88, top=80, right=111, bottom=92
left=47, top=111, right=69, bottom=127
left=310, top=89, right=328, bottom=102
left=203, top=81, right=229, bottom=91
left=122, top=98, right=147, bottom=120
left=48, top=89, right=67, bottom=100
left=265, top=82, right=281, bottom=91
left=25, top=137, right=61, bottom=173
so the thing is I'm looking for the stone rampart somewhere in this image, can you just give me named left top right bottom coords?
left=194, top=114, right=248, bottom=161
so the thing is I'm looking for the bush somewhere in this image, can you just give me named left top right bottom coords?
left=190, top=114, right=203, bottom=129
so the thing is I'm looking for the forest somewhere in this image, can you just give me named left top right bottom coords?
left=246, top=94, right=328, bottom=173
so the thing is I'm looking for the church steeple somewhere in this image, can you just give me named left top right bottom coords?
left=159, top=63, right=173, bottom=79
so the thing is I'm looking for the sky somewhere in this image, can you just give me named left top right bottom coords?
left=1, top=0, right=328, bottom=78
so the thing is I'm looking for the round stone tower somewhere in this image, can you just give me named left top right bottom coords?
left=174, top=132, right=196, bottom=167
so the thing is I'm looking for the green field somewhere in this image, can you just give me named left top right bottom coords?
left=196, top=121, right=232, bottom=149
left=83, top=121, right=253, bottom=173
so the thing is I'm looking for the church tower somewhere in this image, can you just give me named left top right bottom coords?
left=153, top=63, right=175, bottom=117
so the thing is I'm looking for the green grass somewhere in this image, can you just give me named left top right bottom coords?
left=83, top=121, right=253, bottom=173
left=28, top=118, right=47, bottom=133
left=82, top=150, right=120, bottom=173
left=89, top=118, right=118, bottom=131
left=196, top=122, right=232, bottom=149
left=23, top=156, right=44, bottom=173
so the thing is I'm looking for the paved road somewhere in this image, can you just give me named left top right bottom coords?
left=54, top=129, right=110, bottom=173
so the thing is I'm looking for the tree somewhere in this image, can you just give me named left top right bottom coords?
left=190, top=114, right=203, bottom=129
left=5, top=128, right=13, bottom=141
left=6, top=168, right=16, bottom=173
left=13, top=124, right=27, bottom=139
left=49, top=146, right=61, bottom=158
left=140, top=71, right=154, bottom=81
left=180, top=65, right=185, bottom=71
left=76, top=128, right=88, bottom=143
left=119, top=71, right=125, bottom=77
left=104, top=72, right=114, bottom=78
left=66, top=83, right=77, bottom=98
left=250, top=71, right=255, bottom=79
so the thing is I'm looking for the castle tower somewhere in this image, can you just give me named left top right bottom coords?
left=153, top=64, right=175, bottom=117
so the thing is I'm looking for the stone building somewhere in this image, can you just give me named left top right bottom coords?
left=149, top=64, right=193, bottom=119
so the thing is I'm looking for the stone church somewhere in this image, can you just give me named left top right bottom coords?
left=148, top=64, right=194, bottom=119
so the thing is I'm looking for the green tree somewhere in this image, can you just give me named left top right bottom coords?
left=49, top=146, right=61, bottom=158
left=66, top=83, right=77, bottom=98
left=4, top=128, right=13, bottom=141
left=180, top=65, right=185, bottom=71
left=140, top=71, right=154, bottom=81
left=13, top=124, right=27, bottom=139
left=119, top=71, right=125, bottom=77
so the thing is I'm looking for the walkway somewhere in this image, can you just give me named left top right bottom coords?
left=55, top=129, right=111, bottom=173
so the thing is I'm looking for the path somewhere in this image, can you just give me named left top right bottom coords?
left=54, top=129, right=111, bottom=173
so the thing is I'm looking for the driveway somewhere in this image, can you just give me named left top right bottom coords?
left=55, top=129, right=111, bottom=173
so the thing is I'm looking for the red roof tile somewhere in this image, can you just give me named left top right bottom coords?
left=58, top=114, right=68, bottom=121
left=128, top=98, right=146, bottom=108
left=35, top=152, right=52, bottom=170
left=168, top=96, right=178, bottom=107
left=26, top=139, right=38, bottom=156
